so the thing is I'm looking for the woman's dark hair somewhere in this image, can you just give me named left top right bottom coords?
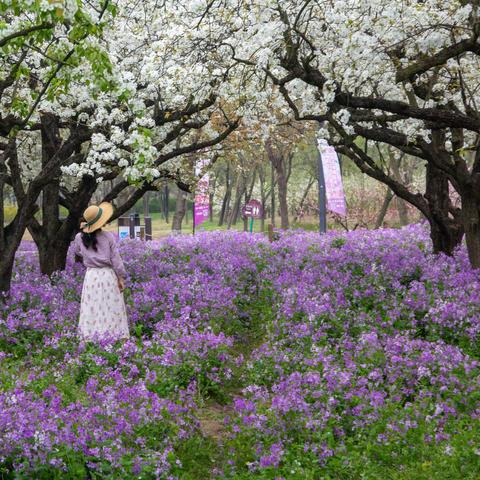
left=81, top=230, right=99, bottom=251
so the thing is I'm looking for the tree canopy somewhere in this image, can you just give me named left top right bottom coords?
left=2, top=0, right=480, bottom=293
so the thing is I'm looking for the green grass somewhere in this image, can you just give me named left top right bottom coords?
left=146, top=212, right=269, bottom=235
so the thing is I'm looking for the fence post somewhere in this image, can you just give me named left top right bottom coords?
left=268, top=223, right=274, bottom=242
left=145, top=216, right=152, bottom=241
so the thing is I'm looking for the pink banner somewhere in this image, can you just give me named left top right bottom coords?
left=194, top=159, right=210, bottom=227
left=319, top=142, right=347, bottom=216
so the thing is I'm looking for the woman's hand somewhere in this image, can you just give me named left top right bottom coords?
left=118, top=277, right=125, bottom=292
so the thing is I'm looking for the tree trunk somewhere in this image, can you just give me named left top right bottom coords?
left=0, top=142, right=39, bottom=295
left=396, top=197, right=410, bottom=226
left=172, top=188, right=186, bottom=233
left=227, top=176, right=245, bottom=229
left=259, top=165, right=274, bottom=232
left=266, top=141, right=289, bottom=229
left=0, top=254, right=15, bottom=298
left=26, top=116, right=96, bottom=276
left=277, top=169, right=289, bottom=229
left=26, top=113, right=71, bottom=276
left=28, top=205, right=89, bottom=276
left=36, top=235, right=73, bottom=276
left=425, top=164, right=464, bottom=256
left=375, top=189, right=394, bottom=229
left=428, top=216, right=464, bottom=257
left=218, top=164, right=232, bottom=227
left=461, top=193, right=480, bottom=268
left=0, top=205, right=35, bottom=295
left=143, top=191, right=150, bottom=217
left=218, top=188, right=231, bottom=226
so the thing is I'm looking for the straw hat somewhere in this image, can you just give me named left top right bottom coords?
left=81, top=202, right=114, bottom=233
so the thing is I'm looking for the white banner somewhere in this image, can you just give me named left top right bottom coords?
left=318, top=139, right=347, bottom=217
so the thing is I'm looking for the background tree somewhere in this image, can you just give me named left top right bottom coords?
left=1, top=0, right=249, bottom=292
left=213, top=0, right=480, bottom=265
left=0, top=0, right=114, bottom=293
left=265, top=121, right=312, bottom=229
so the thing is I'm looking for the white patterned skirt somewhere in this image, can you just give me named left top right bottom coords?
left=78, top=267, right=130, bottom=341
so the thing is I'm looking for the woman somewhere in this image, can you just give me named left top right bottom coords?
left=73, top=202, right=130, bottom=341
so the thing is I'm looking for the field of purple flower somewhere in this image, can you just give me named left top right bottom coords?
left=1, top=226, right=480, bottom=479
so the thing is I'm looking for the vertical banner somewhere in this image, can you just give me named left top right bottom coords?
left=318, top=139, right=347, bottom=217
left=194, top=158, right=210, bottom=228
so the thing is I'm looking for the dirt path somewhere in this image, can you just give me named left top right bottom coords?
left=196, top=334, right=261, bottom=475
left=198, top=402, right=235, bottom=443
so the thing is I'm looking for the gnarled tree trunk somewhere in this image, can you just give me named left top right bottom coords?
left=461, top=192, right=480, bottom=268
left=425, top=164, right=464, bottom=256
left=338, top=141, right=464, bottom=259
left=0, top=141, right=39, bottom=295
left=36, top=232, right=75, bottom=275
